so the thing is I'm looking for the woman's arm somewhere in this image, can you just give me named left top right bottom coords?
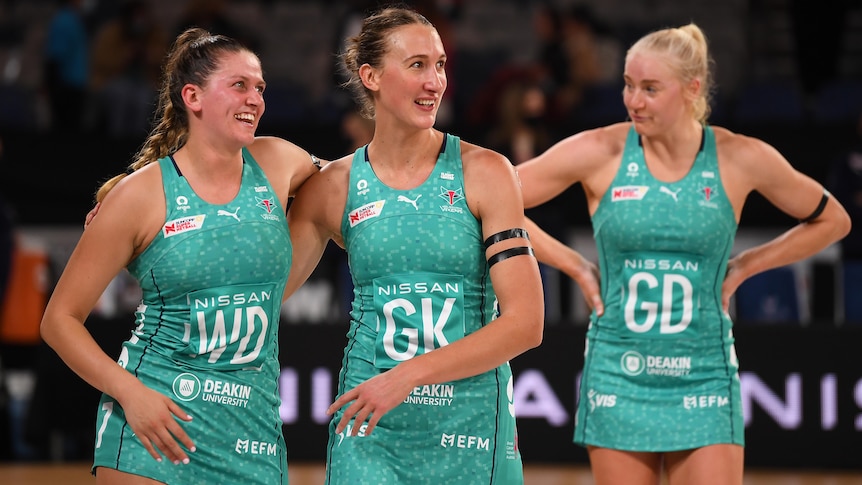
left=283, top=157, right=350, bottom=301
left=40, top=167, right=196, bottom=464
left=717, top=129, right=852, bottom=310
left=247, top=136, right=323, bottom=203
left=523, top=217, right=603, bottom=315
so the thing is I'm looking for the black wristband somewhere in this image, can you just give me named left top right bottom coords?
left=487, top=246, right=535, bottom=267
left=799, top=190, right=830, bottom=224
left=484, top=228, right=529, bottom=249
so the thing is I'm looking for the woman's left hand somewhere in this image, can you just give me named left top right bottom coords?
left=326, top=369, right=414, bottom=437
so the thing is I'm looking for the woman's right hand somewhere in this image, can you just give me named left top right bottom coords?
left=118, top=382, right=196, bottom=464
left=568, top=253, right=604, bottom=317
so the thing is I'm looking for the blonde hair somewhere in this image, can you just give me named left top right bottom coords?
left=95, top=28, right=253, bottom=202
left=626, top=23, right=714, bottom=124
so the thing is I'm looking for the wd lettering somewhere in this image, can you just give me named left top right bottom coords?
left=186, top=285, right=275, bottom=368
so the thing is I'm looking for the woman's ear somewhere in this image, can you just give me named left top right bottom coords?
left=181, top=83, right=202, bottom=113
left=359, top=63, right=379, bottom=92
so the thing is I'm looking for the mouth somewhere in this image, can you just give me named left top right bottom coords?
left=415, top=99, right=435, bottom=109
left=235, top=113, right=256, bottom=125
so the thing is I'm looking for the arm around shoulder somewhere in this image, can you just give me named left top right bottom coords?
left=283, top=156, right=350, bottom=301
left=247, top=136, right=321, bottom=201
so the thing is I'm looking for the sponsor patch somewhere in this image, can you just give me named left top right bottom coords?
left=611, top=186, right=649, bottom=201
left=163, top=215, right=205, bottom=237
left=348, top=200, right=385, bottom=227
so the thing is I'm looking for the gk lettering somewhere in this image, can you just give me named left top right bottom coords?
left=383, top=297, right=455, bottom=361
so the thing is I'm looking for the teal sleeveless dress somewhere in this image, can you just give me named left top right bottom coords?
left=327, top=134, right=524, bottom=484
left=92, top=150, right=291, bottom=484
left=574, top=125, right=744, bottom=451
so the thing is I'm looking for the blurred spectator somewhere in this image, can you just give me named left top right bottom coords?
left=175, top=0, right=259, bottom=52
left=486, top=79, right=553, bottom=165
left=90, top=0, right=168, bottom=138
left=533, top=4, right=602, bottom=119
left=827, top=112, right=862, bottom=261
left=0, top=136, right=46, bottom=462
left=485, top=78, right=576, bottom=320
left=0, top=138, right=12, bottom=336
left=42, top=0, right=90, bottom=133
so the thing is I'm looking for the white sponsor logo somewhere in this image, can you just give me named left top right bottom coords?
left=404, top=384, right=455, bottom=406
left=440, top=433, right=490, bottom=450
left=624, top=258, right=699, bottom=272
left=217, top=208, right=241, bottom=222
left=587, top=389, right=616, bottom=411
left=659, top=186, right=681, bottom=202
left=621, top=350, right=692, bottom=377
left=397, top=194, right=421, bottom=210
left=684, top=395, right=729, bottom=409
left=337, top=423, right=368, bottom=445
left=235, top=439, right=278, bottom=456
left=356, top=179, right=369, bottom=196
left=175, top=195, right=191, bottom=212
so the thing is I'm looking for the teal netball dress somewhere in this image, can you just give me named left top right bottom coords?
left=574, top=125, right=744, bottom=451
left=327, top=134, right=523, bottom=484
left=92, top=150, right=291, bottom=484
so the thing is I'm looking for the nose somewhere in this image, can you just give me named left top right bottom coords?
left=625, top=88, right=644, bottom=110
left=425, top=69, right=446, bottom=93
left=249, top=89, right=264, bottom=106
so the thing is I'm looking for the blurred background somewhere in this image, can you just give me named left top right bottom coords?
left=0, top=0, right=861, bottom=475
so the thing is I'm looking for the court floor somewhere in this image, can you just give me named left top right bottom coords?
left=2, top=462, right=862, bottom=484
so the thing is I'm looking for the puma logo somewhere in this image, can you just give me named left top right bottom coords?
left=217, top=208, right=241, bottom=222
left=659, top=186, right=681, bottom=202
left=397, top=194, right=421, bottom=210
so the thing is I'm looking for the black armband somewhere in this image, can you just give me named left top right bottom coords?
left=798, top=190, right=830, bottom=224
left=487, top=246, right=535, bottom=268
left=311, top=154, right=322, bottom=170
left=483, top=228, right=530, bottom=249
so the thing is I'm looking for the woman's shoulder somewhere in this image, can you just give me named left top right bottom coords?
left=247, top=136, right=309, bottom=165
left=710, top=124, right=774, bottom=158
